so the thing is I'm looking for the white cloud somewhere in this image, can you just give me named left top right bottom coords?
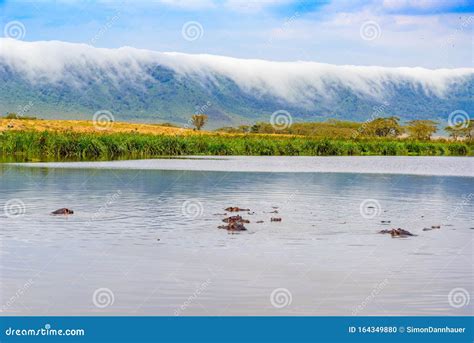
left=256, top=0, right=472, bottom=68
left=158, top=0, right=216, bottom=10
left=156, top=0, right=293, bottom=12
left=1, top=38, right=472, bottom=104
left=224, top=0, right=293, bottom=12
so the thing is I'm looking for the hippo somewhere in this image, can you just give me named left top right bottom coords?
left=219, top=215, right=249, bottom=231
left=51, top=208, right=74, bottom=215
left=218, top=222, right=247, bottom=231
left=379, top=228, right=416, bottom=237
left=222, top=215, right=250, bottom=224
left=423, top=225, right=441, bottom=231
left=271, top=217, right=282, bottom=222
left=225, top=207, right=250, bottom=212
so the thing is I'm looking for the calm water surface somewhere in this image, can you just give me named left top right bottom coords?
left=0, top=157, right=473, bottom=316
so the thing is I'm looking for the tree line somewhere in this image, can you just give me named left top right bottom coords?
left=217, top=117, right=474, bottom=141
left=4, top=112, right=472, bottom=142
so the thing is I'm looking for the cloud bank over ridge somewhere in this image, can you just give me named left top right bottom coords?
left=1, top=38, right=473, bottom=106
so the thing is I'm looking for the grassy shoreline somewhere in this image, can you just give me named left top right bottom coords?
left=1, top=129, right=471, bottom=161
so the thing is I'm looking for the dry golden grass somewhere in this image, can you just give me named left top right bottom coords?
left=0, top=118, right=298, bottom=138
left=0, top=119, right=209, bottom=136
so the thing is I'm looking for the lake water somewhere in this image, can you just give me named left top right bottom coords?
left=0, top=157, right=473, bottom=316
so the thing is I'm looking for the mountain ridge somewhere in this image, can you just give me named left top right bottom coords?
left=1, top=38, right=473, bottom=128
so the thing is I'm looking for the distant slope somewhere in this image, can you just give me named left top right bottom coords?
left=0, top=119, right=199, bottom=136
left=1, top=38, right=473, bottom=128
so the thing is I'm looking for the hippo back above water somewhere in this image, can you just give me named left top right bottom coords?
left=51, top=208, right=74, bottom=215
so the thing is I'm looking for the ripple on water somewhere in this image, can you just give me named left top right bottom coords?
left=0, top=164, right=472, bottom=315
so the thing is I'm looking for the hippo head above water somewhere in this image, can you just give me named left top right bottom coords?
left=51, top=208, right=74, bottom=215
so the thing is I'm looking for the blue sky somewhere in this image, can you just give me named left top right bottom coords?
left=1, top=0, right=473, bottom=68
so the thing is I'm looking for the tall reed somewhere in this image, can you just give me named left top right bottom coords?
left=0, top=130, right=471, bottom=161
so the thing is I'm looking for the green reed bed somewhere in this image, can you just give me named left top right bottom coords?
left=0, top=130, right=471, bottom=161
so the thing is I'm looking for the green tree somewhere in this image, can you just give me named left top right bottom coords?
left=458, top=120, right=473, bottom=142
left=445, top=125, right=460, bottom=140
left=191, top=114, right=208, bottom=131
left=251, top=122, right=275, bottom=133
left=406, top=120, right=438, bottom=141
left=4, top=112, right=37, bottom=120
left=364, top=117, right=402, bottom=137
left=5, top=112, right=19, bottom=119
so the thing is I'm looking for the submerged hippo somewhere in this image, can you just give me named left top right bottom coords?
left=271, top=217, right=282, bottom=222
left=225, top=207, right=250, bottom=212
left=379, top=228, right=416, bottom=237
left=219, top=215, right=249, bottom=231
left=51, top=208, right=74, bottom=215
left=222, top=215, right=250, bottom=224
left=423, top=225, right=441, bottom=231
left=218, top=222, right=247, bottom=231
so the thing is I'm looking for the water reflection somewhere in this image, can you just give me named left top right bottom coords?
left=0, top=164, right=472, bottom=316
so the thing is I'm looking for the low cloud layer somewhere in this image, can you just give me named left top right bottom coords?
left=1, top=38, right=473, bottom=104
